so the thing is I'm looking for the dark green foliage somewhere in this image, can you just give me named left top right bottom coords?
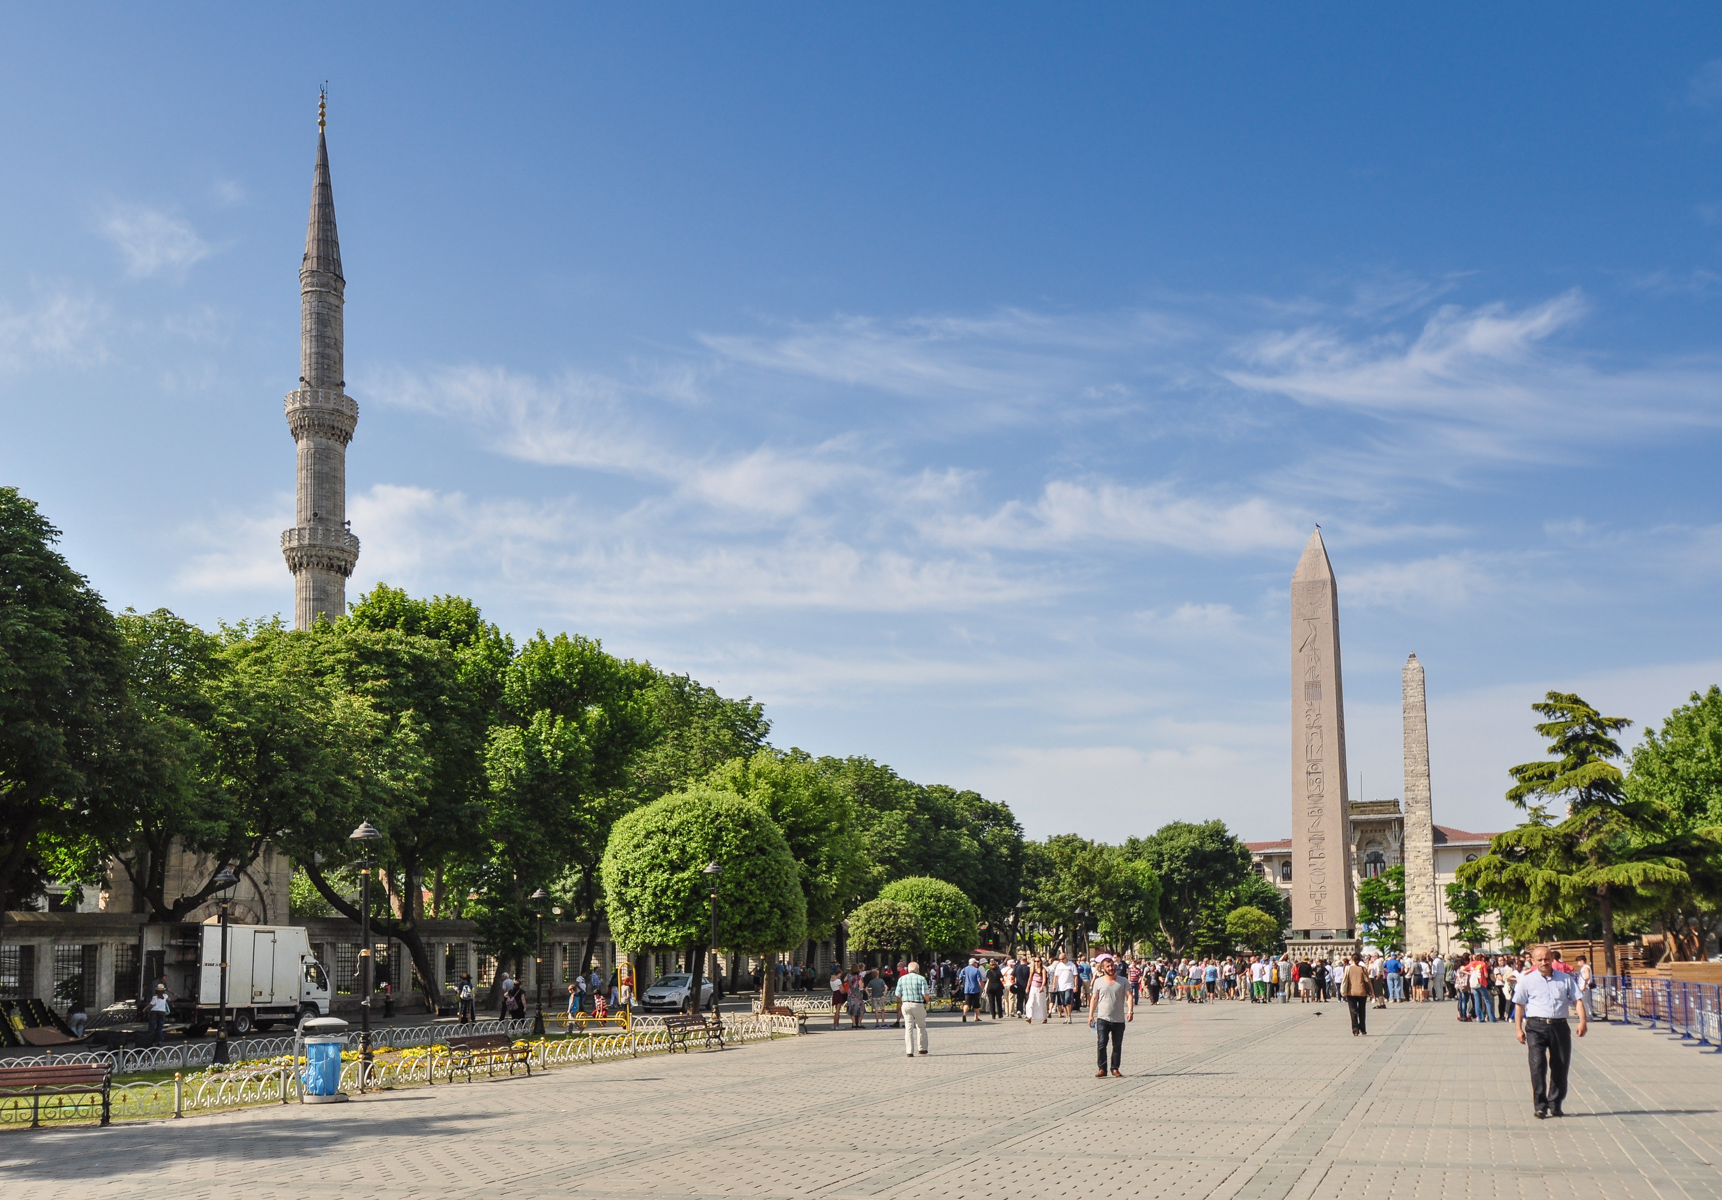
left=1458, top=692, right=1687, bottom=973
left=602, top=786, right=805, bottom=954
left=846, top=898, right=923, bottom=957
left=1443, top=881, right=1490, bottom=949
left=1225, top=906, right=1281, bottom=953
left=817, top=757, right=1023, bottom=932
left=1356, top=865, right=1406, bottom=951
left=0, top=488, right=128, bottom=912
left=705, top=750, right=868, bottom=941
left=877, top=876, right=979, bottom=954
left=1624, top=687, right=1722, bottom=960
left=1129, top=820, right=1253, bottom=956
left=1021, top=834, right=1160, bottom=954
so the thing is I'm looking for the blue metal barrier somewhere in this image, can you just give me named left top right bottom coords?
left=1600, top=976, right=1722, bottom=1053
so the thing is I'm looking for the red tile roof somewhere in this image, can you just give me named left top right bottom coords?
left=1433, top=824, right=1497, bottom=845
left=1244, top=839, right=1292, bottom=852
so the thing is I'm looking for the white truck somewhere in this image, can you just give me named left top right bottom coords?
left=165, top=923, right=332, bottom=1036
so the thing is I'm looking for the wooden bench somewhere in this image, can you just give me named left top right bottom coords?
left=443, top=1033, right=533, bottom=1082
left=662, top=1013, right=724, bottom=1052
left=0, top=1063, right=113, bottom=1128
left=763, top=1004, right=809, bottom=1033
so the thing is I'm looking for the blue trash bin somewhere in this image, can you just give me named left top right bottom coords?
left=302, top=1036, right=346, bottom=1101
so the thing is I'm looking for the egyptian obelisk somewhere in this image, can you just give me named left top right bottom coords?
left=1401, top=654, right=1439, bottom=953
left=1290, top=529, right=1357, bottom=938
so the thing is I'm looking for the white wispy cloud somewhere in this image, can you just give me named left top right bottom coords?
left=925, top=480, right=1308, bottom=554
left=0, top=291, right=105, bottom=373
left=102, top=206, right=212, bottom=278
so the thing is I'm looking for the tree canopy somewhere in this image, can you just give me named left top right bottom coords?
left=877, top=876, right=980, bottom=954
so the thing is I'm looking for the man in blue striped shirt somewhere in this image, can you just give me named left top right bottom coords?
left=896, top=961, right=930, bottom=1057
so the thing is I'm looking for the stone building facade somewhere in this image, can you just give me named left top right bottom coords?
left=1247, top=798, right=1501, bottom=954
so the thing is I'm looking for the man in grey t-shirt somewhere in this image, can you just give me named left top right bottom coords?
left=1086, top=955, right=1135, bottom=1077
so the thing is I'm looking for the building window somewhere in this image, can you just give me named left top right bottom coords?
left=1280, top=862, right=1292, bottom=882
left=335, top=944, right=358, bottom=995
left=1364, top=851, right=1387, bottom=878
left=52, top=944, right=96, bottom=1012
left=1464, top=854, right=1478, bottom=863
left=114, top=943, right=140, bottom=1004
left=0, top=945, right=35, bottom=1000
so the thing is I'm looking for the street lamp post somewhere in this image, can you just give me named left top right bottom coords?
left=349, top=820, right=383, bottom=1077
left=1013, top=899, right=1028, bottom=955
left=530, top=888, right=549, bottom=1037
left=702, top=862, right=723, bottom=1013
left=1074, top=909, right=1088, bottom=959
left=211, top=867, right=238, bottom=1065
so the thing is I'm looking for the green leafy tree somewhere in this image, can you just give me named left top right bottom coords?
left=819, top=757, right=1023, bottom=934
left=1356, top=865, right=1407, bottom=951
left=877, top=876, right=980, bottom=955
left=625, top=673, right=770, bottom=804
left=1444, top=880, right=1490, bottom=949
left=1130, top=820, right=1252, bottom=956
left=1193, top=873, right=1289, bottom=955
left=1022, top=835, right=1161, bottom=954
left=602, top=786, right=806, bottom=1007
left=847, top=898, right=923, bottom=961
left=705, top=749, right=868, bottom=942
left=0, top=488, right=128, bottom=913
left=1624, top=687, right=1722, bottom=960
left=1458, top=692, right=1687, bottom=974
left=1226, top=905, right=1282, bottom=954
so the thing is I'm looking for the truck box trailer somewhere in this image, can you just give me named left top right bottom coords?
left=163, top=923, right=332, bottom=1035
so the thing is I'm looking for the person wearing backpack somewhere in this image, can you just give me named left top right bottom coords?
left=456, top=972, right=476, bottom=1024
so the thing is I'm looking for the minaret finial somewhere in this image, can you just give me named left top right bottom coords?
left=318, top=84, right=327, bottom=132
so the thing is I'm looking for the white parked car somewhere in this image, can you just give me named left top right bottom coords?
left=639, top=973, right=716, bottom=1013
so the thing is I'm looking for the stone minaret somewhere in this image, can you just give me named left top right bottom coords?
left=1289, top=528, right=1357, bottom=939
left=280, top=93, right=360, bottom=628
left=1401, top=654, right=1439, bottom=954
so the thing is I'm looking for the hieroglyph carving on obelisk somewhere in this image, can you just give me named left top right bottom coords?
left=1401, top=654, right=1439, bottom=953
left=1290, top=529, right=1357, bottom=936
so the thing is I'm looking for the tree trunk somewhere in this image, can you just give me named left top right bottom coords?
left=430, top=865, right=445, bottom=919
left=304, top=858, right=441, bottom=1011
left=1599, top=885, right=1616, bottom=976
left=686, top=940, right=705, bottom=1013
left=761, top=951, right=776, bottom=1009
left=576, top=872, right=604, bottom=977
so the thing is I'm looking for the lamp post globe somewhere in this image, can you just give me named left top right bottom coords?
left=211, top=867, right=239, bottom=1065
left=529, top=888, right=550, bottom=1037
left=349, top=820, right=384, bottom=1077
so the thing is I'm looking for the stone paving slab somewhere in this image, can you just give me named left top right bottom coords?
left=4, top=997, right=1719, bottom=1199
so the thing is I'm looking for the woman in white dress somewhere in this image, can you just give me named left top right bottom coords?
left=1027, top=957, right=1050, bottom=1024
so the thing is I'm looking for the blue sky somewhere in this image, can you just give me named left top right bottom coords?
left=5, top=7, right=1722, bottom=841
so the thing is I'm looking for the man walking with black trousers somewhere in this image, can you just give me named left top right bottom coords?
left=1087, top=955, right=1133, bottom=1077
left=1514, top=944, right=1587, bottom=1118
left=1341, top=955, right=1370, bottom=1036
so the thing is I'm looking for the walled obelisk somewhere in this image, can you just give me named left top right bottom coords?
left=1290, top=529, right=1357, bottom=939
left=1402, top=654, right=1439, bottom=954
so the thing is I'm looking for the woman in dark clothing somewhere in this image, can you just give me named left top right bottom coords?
left=985, top=963, right=1006, bottom=1020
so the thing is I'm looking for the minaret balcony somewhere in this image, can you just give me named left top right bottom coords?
left=280, top=524, right=360, bottom=578
left=285, top=388, right=359, bottom=444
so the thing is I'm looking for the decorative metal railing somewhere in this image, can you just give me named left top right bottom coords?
left=0, top=1012, right=800, bottom=1128
left=0, top=1018, right=536, bottom=1077
left=1596, top=975, right=1722, bottom=1051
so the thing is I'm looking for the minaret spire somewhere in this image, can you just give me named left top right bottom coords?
left=280, top=92, right=359, bottom=628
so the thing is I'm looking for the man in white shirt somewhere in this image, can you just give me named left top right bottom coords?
left=1051, top=954, right=1079, bottom=1022
left=1513, top=944, right=1587, bottom=1118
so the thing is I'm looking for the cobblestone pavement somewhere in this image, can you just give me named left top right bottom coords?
left=6, top=997, right=1720, bottom=1199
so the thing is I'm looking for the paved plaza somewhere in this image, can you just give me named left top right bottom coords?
left=6, top=998, right=1720, bottom=1200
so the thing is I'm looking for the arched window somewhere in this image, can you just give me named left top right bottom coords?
left=1464, top=853, right=1478, bottom=863
left=1363, top=851, right=1387, bottom=878
left=1279, top=861, right=1292, bottom=882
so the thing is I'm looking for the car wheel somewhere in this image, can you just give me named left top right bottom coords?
left=298, top=1003, right=319, bottom=1024
left=232, top=1009, right=255, bottom=1036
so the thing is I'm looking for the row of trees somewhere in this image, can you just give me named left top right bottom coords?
left=0, top=487, right=1029, bottom=1005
